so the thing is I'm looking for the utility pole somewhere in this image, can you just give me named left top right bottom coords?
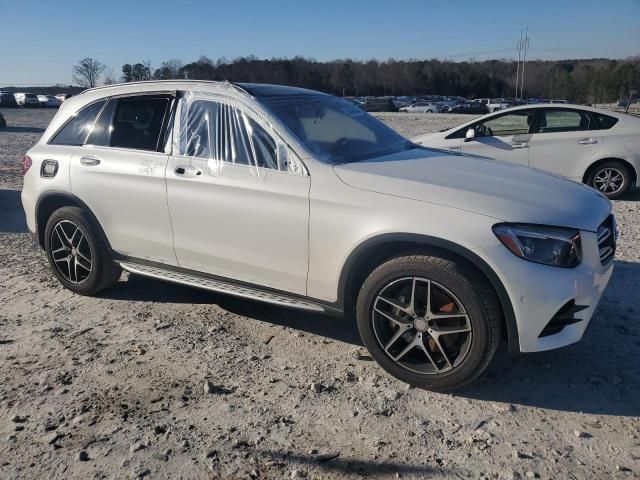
left=515, top=30, right=523, bottom=98
left=520, top=28, right=530, bottom=100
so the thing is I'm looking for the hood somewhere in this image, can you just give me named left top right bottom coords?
left=334, top=148, right=611, bottom=232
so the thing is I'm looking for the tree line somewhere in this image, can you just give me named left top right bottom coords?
left=72, top=55, right=640, bottom=103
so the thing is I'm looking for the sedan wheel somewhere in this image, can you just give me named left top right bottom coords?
left=588, top=161, right=631, bottom=199
left=593, top=168, right=624, bottom=195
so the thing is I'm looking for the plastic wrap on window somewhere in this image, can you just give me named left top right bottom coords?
left=173, top=89, right=305, bottom=176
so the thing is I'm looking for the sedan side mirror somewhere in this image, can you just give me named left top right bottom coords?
left=465, top=128, right=475, bottom=142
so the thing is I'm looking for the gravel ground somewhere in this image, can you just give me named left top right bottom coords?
left=0, top=108, right=639, bottom=480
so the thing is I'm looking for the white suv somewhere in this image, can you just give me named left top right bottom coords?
left=21, top=81, right=616, bottom=391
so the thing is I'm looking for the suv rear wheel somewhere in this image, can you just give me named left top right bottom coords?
left=44, top=207, right=121, bottom=295
left=356, top=254, right=501, bottom=391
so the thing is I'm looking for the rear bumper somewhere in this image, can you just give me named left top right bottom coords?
left=478, top=228, right=614, bottom=353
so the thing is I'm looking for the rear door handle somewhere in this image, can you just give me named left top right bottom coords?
left=511, top=143, right=529, bottom=149
left=80, top=155, right=100, bottom=166
left=578, top=138, right=597, bottom=145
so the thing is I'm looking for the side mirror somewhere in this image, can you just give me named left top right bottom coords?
left=465, top=128, right=475, bottom=142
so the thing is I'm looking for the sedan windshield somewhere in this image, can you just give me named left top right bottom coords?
left=259, top=94, right=411, bottom=164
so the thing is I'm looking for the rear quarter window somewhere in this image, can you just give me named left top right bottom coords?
left=593, top=113, right=619, bottom=130
left=49, top=100, right=107, bottom=146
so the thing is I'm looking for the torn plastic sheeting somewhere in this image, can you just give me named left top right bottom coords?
left=174, top=92, right=304, bottom=176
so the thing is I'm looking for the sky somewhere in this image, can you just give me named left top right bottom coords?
left=1, top=0, right=639, bottom=86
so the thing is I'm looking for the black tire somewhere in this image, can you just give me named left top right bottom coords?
left=44, top=206, right=121, bottom=295
left=586, top=161, right=631, bottom=199
left=356, top=254, right=501, bottom=391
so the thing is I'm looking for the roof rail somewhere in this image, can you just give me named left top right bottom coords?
left=80, top=79, right=227, bottom=95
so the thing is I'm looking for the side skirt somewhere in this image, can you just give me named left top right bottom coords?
left=117, top=260, right=342, bottom=315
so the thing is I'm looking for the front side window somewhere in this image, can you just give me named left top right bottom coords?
left=446, top=109, right=535, bottom=139
left=478, top=109, right=536, bottom=137
left=176, top=99, right=282, bottom=171
left=259, top=94, right=410, bottom=164
left=537, top=109, right=593, bottom=133
left=86, top=95, right=171, bottom=151
left=50, top=100, right=106, bottom=146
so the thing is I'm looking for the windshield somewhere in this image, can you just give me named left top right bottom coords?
left=259, top=94, right=411, bottom=163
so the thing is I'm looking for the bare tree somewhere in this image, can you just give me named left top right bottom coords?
left=103, top=67, right=117, bottom=85
left=72, top=58, right=105, bottom=88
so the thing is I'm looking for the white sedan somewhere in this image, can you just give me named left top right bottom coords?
left=400, top=102, right=442, bottom=113
left=37, top=95, right=62, bottom=108
left=413, top=104, right=640, bottom=198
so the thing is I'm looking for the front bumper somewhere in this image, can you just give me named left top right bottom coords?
left=479, top=228, right=614, bottom=353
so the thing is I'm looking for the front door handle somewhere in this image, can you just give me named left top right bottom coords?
left=511, top=142, right=529, bottom=149
left=175, top=166, right=202, bottom=177
left=578, top=138, right=598, bottom=145
left=80, top=155, right=100, bottom=166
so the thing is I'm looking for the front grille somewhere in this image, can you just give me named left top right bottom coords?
left=597, top=214, right=616, bottom=266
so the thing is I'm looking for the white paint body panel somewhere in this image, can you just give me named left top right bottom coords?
left=69, top=145, right=177, bottom=265
left=166, top=157, right=310, bottom=294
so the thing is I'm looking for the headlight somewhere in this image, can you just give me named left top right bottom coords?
left=493, top=224, right=582, bottom=268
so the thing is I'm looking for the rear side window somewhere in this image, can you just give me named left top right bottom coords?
left=537, top=109, right=593, bottom=133
left=50, top=100, right=106, bottom=146
left=593, top=113, right=618, bottom=130
left=86, top=96, right=171, bottom=151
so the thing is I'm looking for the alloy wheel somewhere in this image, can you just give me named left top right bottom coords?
left=49, top=220, right=93, bottom=285
left=593, top=168, right=624, bottom=195
left=371, top=277, right=472, bottom=375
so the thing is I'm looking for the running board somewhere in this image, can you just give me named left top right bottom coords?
left=118, top=261, right=327, bottom=313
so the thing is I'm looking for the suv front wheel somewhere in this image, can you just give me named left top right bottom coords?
left=356, top=254, right=501, bottom=391
left=44, top=207, right=121, bottom=295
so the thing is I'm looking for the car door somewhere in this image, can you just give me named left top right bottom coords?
left=460, top=109, right=536, bottom=166
left=527, top=108, right=603, bottom=180
left=165, top=95, right=310, bottom=294
left=69, top=93, right=177, bottom=265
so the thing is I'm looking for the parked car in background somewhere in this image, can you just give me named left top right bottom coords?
left=0, top=112, right=6, bottom=129
left=37, top=95, right=62, bottom=108
left=22, top=81, right=615, bottom=391
left=399, top=102, right=442, bottom=113
left=14, top=93, right=40, bottom=107
left=472, top=98, right=509, bottom=112
left=448, top=102, right=490, bottom=114
left=55, top=93, right=73, bottom=103
left=392, top=96, right=414, bottom=109
left=0, top=91, right=19, bottom=107
left=413, top=104, right=640, bottom=198
left=360, top=97, right=398, bottom=112
left=488, top=98, right=510, bottom=112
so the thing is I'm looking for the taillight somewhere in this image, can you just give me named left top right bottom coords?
left=22, top=155, right=32, bottom=175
